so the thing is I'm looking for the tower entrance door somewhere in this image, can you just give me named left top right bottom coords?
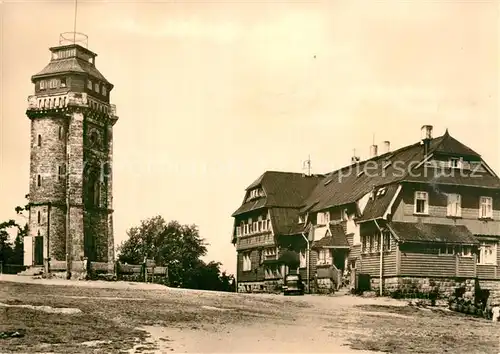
left=34, top=235, right=44, bottom=266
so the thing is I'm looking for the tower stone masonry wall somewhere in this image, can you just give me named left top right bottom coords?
left=26, top=41, right=117, bottom=276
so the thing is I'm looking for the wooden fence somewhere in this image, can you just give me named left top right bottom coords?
left=91, top=261, right=169, bottom=285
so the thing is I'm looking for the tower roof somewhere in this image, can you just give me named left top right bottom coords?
left=31, top=43, right=113, bottom=88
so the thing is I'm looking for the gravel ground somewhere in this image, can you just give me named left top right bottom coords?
left=0, top=275, right=499, bottom=353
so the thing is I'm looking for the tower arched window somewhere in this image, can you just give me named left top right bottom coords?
left=89, top=178, right=101, bottom=207
left=37, top=174, right=41, bottom=187
left=37, top=134, right=42, bottom=147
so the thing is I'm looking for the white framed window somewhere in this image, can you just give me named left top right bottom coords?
left=461, top=245, right=472, bottom=257
left=478, top=241, right=497, bottom=265
left=447, top=193, right=462, bottom=217
left=298, top=215, right=305, bottom=224
left=479, top=196, right=493, bottom=219
left=235, top=226, right=241, bottom=236
left=242, top=253, right=251, bottom=271
left=439, top=245, right=455, bottom=255
left=60, top=78, right=67, bottom=88
left=88, top=80, right=93, bottom=89
left=449, top=158, right=463, bottom=169
left=383, top=232, right=391, bottom=251
left=39, top=80, right=46, bottom=90
left=414, top=191, right=429, bottom=214
left=317, top=211, right=330, bottom=225
left=317, top=249, right=331, bottom=265
left=373, top=234, right=380, bottom=252
left=362, top=235, right=368, bottom=253
left=102, top=86, right=107, bottom=96
left=263, top=247, right=277, bottom=261
left=95, top=83, right=100, bottom=93
left=49, top=79, right=58, bottom=88
left=299, top=249, right=307, bottom=268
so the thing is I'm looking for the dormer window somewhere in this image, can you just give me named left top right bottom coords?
left=414, top=191, right=429, bottom=215
left=248, top=188, right=262, bottom=200
left=317, top=211, right=330, bottom=225
left=479, top=196, right=493, bottom=219
left=376, top=187, right=387, bottom=197
left=449, top=158, right=462, bottom=169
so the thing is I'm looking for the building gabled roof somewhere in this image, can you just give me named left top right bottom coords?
left=386, top=221, right=479, bottom=245
left=312, top=223, right=351, bottom=248
left=401, top=167, right=500, bottom=189
left=357, top=184, right=400, bottom=222
left=232, top=171, right=323, bottom=216
left=301, top=130, right=497, bottom=214
left=269, top=208, right=302, bottom=236
left=432, top=130, right=481, bottom=158
left=31, top=57, right=111, bottom=84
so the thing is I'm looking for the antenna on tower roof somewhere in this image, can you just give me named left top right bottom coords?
left=59, top=0, right=88, bottom=48
left=73, top=0, right=78, bottom=43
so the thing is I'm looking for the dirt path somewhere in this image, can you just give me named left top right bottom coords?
left=136, top=322, right=379, bottom=353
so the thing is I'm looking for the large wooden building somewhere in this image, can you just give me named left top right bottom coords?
left=231, top=125, right=500, bottom=297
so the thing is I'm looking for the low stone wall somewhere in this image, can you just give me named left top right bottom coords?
left=314, top=278, right=335, bottom=294
left=478, top=280, right=500, bottom=306
left=368, top=276, right=500, bottom=302
left=237, top=280, right=283, bottom=293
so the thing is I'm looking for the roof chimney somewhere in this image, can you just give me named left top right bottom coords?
left=382, top=141, right=390, bottom=154
left=421, top=125, right=433, bottom=156
left=369, top=144, right=378, bottom=158
left=421, top=125, right=433, bottom=140
left=351, top=149, right=360, bottom=164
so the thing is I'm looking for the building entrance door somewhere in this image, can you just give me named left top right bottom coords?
left=34, top=235, right=44, bottom=266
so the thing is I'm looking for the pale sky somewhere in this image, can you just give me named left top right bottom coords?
left=1, top=0, right=499, bottom=274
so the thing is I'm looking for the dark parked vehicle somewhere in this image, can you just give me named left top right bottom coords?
left=283, top=274, right=305, bottom=295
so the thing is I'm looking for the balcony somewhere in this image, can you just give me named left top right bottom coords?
left=27, top=93, right=118, bottom=120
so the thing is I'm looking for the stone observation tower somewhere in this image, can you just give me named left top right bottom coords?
left=25, top=32, right=118, bottom=278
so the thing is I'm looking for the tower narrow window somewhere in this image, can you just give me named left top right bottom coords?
left=93, top=180, right=101, bottom=206
left=37, top=211, right=41, bottom=224
left=37, top=174, right=41, bottom=187
left=37, top=134, right=42, bottom=147
left=58, top=166, right=62, bottom=181
left=58, top=126, right=63, bottom=140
